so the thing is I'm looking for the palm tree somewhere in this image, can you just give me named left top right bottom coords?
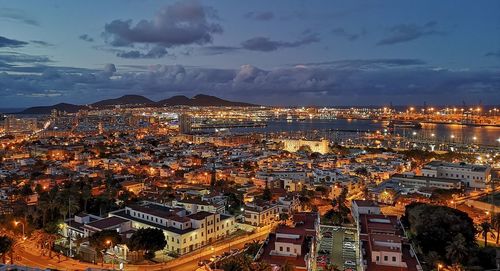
left=449, top=263, right=464, bottom=271
left=491, top=212, right=500, bottom=244
left=0, top=236, right=13, bottom=264
left=477, top=221, right=495, bottom=247
left=82, top=185, right=92, bottom=212
left=445, top=233, right=469, bottom=265
left=324, top=264, right=341, bottom=271
left=281, top=261, right=294, bottom=271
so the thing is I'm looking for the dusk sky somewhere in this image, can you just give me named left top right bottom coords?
left=1, top=0, right=499, bottom=107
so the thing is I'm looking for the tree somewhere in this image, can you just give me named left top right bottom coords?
left=324, top=264, right=341, bottom=271
left=281, top=261, right=294, bottom=271
left=0, top=236, right=13, bottom=264
left=279, top=213, right=289, bottom=222
left=261, top=178, right=272, bottom=201
left=354, top=167, right=368, bottom=177
left=128, top=228, right=167, bottom=260
left=298, top=145, right=312, bottom=153
left=88, top=230, right=122, bottom=266
left=220, top=254, right=252, bottom=271
left=477, top=222, right=495, bottom=247
left=244, top=240, right=261, bottom=257
left=445, top=233, right=468, bottom=265
left=262, top=186, right=272, bottom=201
left=402, top=203, right=477, bottom=269
left=81, top=184, right=92, bottom=212
left=20, top=183, right=33, bottom=196
left=491, top=212, right=500, bottom=244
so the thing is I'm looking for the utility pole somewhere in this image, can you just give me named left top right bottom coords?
left=68, top=196, right=72, bottom=257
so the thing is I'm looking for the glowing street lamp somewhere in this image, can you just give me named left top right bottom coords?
left=106, top=240, right=115, bottom=270
left=13, top=221, right=26, bottom=240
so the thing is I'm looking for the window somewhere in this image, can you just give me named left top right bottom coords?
left=279, top=246, right=283, bottom=251
left=384, top=256, right=388, bottom=261
left=286, top=247, right=290, bottom=252
left=376, top=256, right=380, bottom=261
left=392, top=256, right=396, bottom=262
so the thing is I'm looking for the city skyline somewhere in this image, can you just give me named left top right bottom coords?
left=1, top=0, right=499, bottom=107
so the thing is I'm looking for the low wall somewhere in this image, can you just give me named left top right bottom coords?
left=464, top=199, right=500, bottom=213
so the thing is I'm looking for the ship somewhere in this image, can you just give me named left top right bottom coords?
left=386, top=120, right=422, bottom=129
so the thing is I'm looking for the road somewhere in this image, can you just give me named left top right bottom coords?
left=6, top=226, right=272, bottom=271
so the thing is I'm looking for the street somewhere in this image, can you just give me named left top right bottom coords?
left=4, top=227, right=271, bottom=271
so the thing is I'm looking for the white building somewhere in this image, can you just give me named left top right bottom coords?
left=351, top=200, right=381, bottom=224
left=244, top=200, right=280, bottom=227
left=421, top=161, right=490, bottom=188
left=276, top=138, right=330, bottom=154
left=391, top=172, right=463, bottom=190
left=109, top=203, right=236, bottom=255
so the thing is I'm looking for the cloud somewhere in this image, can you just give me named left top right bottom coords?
left=377, top=21, right=444, bottom=45
left=241, top=32, right=320, bottom=52
left=244, top=11, right=274, bottom=21
left=103, top=63, right=116, bottom=74
left=79, top=34, right=94, bottom=42
left=331, top=28, right=365, bottom=41
left=485, top=50, right=500, bottom=58
left=198, top=46, right=240, bottom=55
left=1, top=56, right=498, bottom=107
left=0, top=8, right=38, bottom=26
left=116, top=46, right=169, bottom=59
left=295, top=58, right=426, bottom=69
left=30, top=40, right=54, bottom=47
left=102, top=0, right=222, bottom=49
left=0, top=36, right=28, bottom=48
left=0, top=52, right=51, bottom=64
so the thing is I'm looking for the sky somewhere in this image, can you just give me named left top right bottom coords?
left=0, top=0, right=499, bottom=108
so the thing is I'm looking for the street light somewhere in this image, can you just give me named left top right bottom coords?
left=438, top=264, right=443, bottom=271
left=106, top=240, right=115, bottom=270
left=13, top=221, right=26, bottom=240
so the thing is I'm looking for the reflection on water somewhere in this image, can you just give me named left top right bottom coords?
left=229, top=119, right=500, bottom=146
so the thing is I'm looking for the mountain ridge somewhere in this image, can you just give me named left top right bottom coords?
left=18, top=94, right=257, bottom=114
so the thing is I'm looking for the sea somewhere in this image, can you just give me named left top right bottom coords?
left=229, top=119, right=500, bottom=146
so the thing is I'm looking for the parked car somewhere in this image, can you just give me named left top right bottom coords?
left=344, top=260, right=356, bottom=266
left=198, top=259, right=212, bottom=266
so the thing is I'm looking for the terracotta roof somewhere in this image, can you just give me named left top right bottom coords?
left=85, top=216, right=128, bottom=230
left=188, top=211, right=214, bottom=220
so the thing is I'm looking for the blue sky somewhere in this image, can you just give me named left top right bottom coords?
left=0, top=0, right=499, bottom=107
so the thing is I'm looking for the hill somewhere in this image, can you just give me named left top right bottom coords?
left=19, top=94, right=257, bottom=114
left=91, top=95, right=155, bottom=107
left=19, top=103, right=84, bottom=114
left=157, top=94, right=256, bottom=107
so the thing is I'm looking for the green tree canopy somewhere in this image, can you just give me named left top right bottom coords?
left=0, top=235, right=13, bottom=264
left=402, top=203, right=476, bottom=267
left=128, top=228, right=167, bottom=260
left=88, top=229, right=122, bottom=264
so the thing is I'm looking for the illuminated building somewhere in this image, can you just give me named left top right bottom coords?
left=179, top=114, right=192, bottom=134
